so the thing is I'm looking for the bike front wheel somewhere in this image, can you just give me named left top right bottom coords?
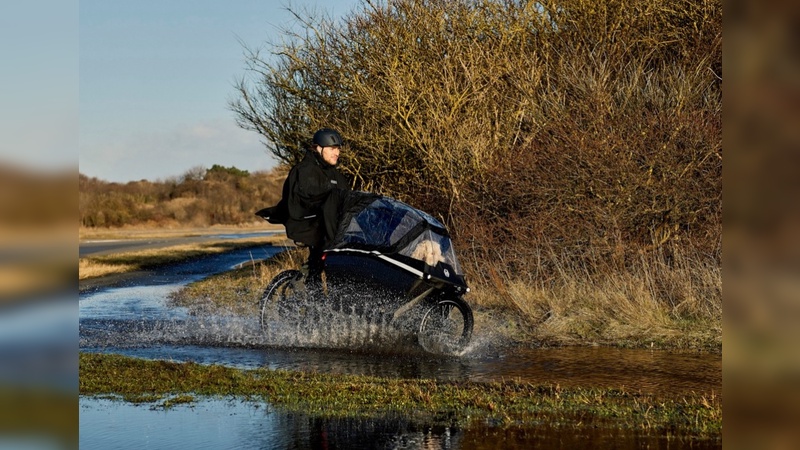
left=417, top=297, right=473, bottom=355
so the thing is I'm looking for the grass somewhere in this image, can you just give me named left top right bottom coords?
left=167, top=247, right=306, bottom=315
left=79, top=352, right=722, bottom=439
left=169, top=242, right=721, bottom=351
left=464, top=245, right=722, bottom=351
left=79, top=234, right=290, bottom=280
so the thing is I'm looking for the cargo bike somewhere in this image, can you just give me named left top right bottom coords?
left=257, top=192, right=473, bottom=355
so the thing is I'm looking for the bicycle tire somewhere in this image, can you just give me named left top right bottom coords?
left=417, top=297, right=473, bottom=355
left=259, top=269, right=302, bottom=331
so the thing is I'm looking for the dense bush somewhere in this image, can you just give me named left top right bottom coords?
left=230, top=0, right=721, bottom=269
left=79, top=0, right=722, bottom=345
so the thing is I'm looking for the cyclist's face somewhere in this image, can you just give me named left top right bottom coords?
left=318, top=145, right=340, bottom=166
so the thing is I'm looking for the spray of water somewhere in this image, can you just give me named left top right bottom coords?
left=80, top=286, right=425, bottom=355
left=256, top=281, right=426, bottom=353
left=79, top=278, right=496, bottom=360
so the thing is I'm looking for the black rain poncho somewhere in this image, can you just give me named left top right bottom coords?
left=258, top=150, right=349, bottom=247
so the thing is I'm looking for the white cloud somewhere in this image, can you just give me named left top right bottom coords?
left=79, top=119, right=276, bottom=182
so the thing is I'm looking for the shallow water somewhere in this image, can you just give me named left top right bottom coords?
left=79, top=244, right=721, bottom=448
left=80, top=397, right=719, bottom=450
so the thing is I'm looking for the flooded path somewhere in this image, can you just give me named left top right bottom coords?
left=79, top=245, right=720, bottom=397
left=79, top=242, right=721, bottom=448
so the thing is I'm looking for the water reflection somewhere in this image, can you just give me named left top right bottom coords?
left=80, top=397, right=720, bottom=450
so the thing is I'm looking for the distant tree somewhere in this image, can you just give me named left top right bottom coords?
left=79, top=165, right=282, bottom=228
left=205, top=164, right=250, bottom=180
left=182, top=165, right=206, bottom=182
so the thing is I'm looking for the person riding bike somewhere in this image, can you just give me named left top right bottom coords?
left=261, top=128, right=351, bottom=292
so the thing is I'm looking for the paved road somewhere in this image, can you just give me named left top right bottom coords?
left=79, top=231, right=284, bottom=257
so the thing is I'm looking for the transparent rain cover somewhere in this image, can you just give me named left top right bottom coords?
left=399, top=230, right=462, bottom=275
left=336, top=196, right=462, bottom=274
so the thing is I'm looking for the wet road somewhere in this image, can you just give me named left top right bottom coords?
left=79, top=230, right=283, bottom=257
left=78, top=243, right=721, bottom=398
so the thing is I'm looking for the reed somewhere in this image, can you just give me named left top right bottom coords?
left=468, top=243, right=721, bottom=349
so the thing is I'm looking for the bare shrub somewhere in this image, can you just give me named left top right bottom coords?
left=231, top=0, right=720, bottom=251
left=231, top=0, right=720, bottom=244
left=229, top=0, right=721, bottom=345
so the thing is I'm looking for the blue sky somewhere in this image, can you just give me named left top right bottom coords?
left=2, top=1, right=362, bottom=182
left=79, top=0, right=363, bottom=182
left=0, top=1, right=78, bottom=173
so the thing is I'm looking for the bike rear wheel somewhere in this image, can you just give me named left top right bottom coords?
left=259, top=270, right=303, bottom=331
left=417, top=297, right=473, bottom=355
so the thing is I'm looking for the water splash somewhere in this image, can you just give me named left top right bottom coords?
left=257, top=300, right=418, bottom=352
left=78, top=276, right=721, bottom=396
left=79, top=280, right=428, bottom=355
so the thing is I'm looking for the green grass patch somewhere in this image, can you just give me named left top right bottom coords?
left=1, top=387, right=77, bottom=448
left=167, top=248, right=305, bottom=316
left=80, top=352, right=721, bottom=439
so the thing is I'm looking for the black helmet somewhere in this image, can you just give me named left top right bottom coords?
left=312, top=128, right=343, bottom=147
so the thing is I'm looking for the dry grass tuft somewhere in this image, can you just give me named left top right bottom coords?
left=468, top=244, right=721, bottom=349
left=168, top=248, right=307, bottom=316
left=78, top=259, right=137, bottom=279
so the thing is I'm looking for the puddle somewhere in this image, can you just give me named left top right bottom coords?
left=80, top=397, right=720, bottom=450
left=80, top=398, right=287, bottom=449
left=80, top=273, right=720, bottom=397
left=80, top=397, right=473, bottom=450
left=79, top=242, right=721, bottom=448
